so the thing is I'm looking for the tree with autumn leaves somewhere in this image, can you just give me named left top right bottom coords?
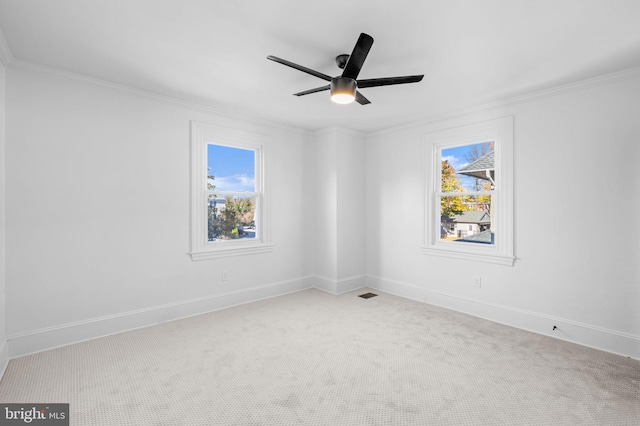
left=441, top=143, right=494, bottom=218
left=464, top=142, right=494, bottom=210
left=441, top=160, right=472, bottom=217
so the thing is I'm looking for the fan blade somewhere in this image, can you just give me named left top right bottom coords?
left=341, top=33, right=374, bottom=80
left=267, top=56, right=332, bottom=81
left=293, top=85, right=330, bottom=96
left=356, top=75, right=424, bottom=89
left=355, top=91, right=371, bottom=105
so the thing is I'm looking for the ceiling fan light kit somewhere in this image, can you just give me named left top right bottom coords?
left=330, top=77, right=357, bottom=104
left=268, top=33, right=424, bottom=105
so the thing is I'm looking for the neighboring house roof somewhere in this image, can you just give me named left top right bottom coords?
left=456, top=229, right=494, bottom=244
left=441, top=210, right=491, bottom=224
left=457, top=151, right=494, bottom=181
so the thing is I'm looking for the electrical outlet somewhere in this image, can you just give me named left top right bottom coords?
left=222, top=271, right=229, bottom=281
left=474, top=277, right=482, bottom=288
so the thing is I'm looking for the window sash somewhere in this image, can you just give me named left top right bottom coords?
left=437, top=190, right=493, bottom=197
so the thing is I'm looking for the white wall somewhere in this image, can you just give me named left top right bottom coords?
left=2, top=60, right=638, bottom=361
left=312, top=127, right=366, bottom=294
left=312, top=129, right=338, bottom=285
left=0, top=56, right=7, bottom=373
left=336, top=129, right=366, bottom=284
left=365, top=72, right=640, bottom=358
left=4, top=66, right=315, bottom=356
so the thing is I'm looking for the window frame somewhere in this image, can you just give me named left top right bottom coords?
left=421, top=116, right=514, bottom=266
left=190, top=121, right=273, bottom=261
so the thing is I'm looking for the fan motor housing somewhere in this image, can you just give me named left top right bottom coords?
left=335, top=54, right=350, bottom=69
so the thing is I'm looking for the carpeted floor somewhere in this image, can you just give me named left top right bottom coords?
left=1, top=288, right=638, bottom=425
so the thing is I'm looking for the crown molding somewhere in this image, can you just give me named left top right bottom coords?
left=0, top=24, right=14, bottom=66
left=311, top=126, right=366, bottom=138
left=372, top=66, right=640, bottom=136
left=5, top=51, right=640, bottom=137
left=7, top=58, right=307, bottom=134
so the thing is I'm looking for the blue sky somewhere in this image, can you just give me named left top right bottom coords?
left=441, top=142, right=492, bottom=191
left=207, top=144, right=255, bottom=192
left=206, top=141, right=490, bottom=193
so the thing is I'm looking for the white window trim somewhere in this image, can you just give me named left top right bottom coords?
left=190, top=121, right=274, bottom=261
left=421, top=116, right=514, bottom=266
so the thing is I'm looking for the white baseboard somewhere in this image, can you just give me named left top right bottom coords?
left=7, top=274, right=638, bottom=362
left=312, top=274, right=366, bottom=295
left=366, top=275, right=640, bottom=360
left=8, top=276, right=314, bottom=359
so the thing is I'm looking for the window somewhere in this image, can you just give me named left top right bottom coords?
left=207, top=144, right=258, bottom=242
left=190, top=121, right=273, bottom=260
left=422, top=116, right=514, bottom=265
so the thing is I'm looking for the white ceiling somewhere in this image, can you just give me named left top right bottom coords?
left=1, top=0, right=639, bottom=132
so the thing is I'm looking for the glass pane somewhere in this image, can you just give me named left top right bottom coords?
left=207, top=144, right=255, bottom=192
left=440, top=195, right=494, bottom=245
left=441, top=141, right=495, bottom=191
left=208, top=195, right=256, bottom=242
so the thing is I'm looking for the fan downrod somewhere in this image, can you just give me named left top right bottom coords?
left=335, top=54, right=350, bottom=69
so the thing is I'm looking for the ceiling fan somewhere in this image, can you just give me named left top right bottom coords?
left=267, top=33, right=424, bottom=105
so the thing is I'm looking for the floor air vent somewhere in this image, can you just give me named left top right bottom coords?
left=358, top=292, right=378, bottom=299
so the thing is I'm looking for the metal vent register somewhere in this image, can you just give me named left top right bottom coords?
left=358, top=292, right=378, bottom=299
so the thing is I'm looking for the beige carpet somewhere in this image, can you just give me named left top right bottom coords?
left=1, top=288, right=638, bottom=425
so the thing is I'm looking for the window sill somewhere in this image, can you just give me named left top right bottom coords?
left=190, top=243, right=275, bottom=261
left=420, top=246, right=515, bottom=266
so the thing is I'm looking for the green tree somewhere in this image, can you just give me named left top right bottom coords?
left=441, top=160, right=471, bottom=217
left=227, top=197, right=255, bottom=227
left=215, top=199, right=241, bottom=239
left=207, top=174, right=218, bottom=241
left=206, top=168, right=256, bottom=240
left=214, top=197, right=256, bottom=240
